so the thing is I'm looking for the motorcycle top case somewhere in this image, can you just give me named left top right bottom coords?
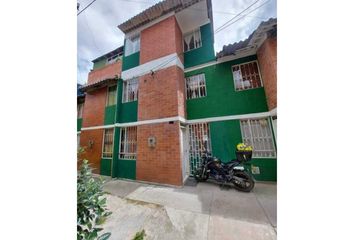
left=236, top=150, right=252, bottom=162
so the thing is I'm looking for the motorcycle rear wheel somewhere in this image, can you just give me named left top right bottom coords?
left=194, top=168, right=209, bottom=182
left=233, top=171, right=254, bottom=192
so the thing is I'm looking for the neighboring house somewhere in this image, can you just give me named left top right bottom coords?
left=77, top=0, right=277, bottom=185
left=77, top=83, right=85, bottom=149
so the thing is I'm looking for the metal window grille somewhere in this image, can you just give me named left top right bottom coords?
left=123, top=78, right=139, bottom=103
left=240, top=118, right=276, bottom=158
left=119, top=126, right=137, bottom=160
left=107, top=85, right=117, bottom=106
left=125, top=34, right=140, bottom=56
left=232, top=61, right=262, bottom=91
left=106, top=53, right=122, bottom=65
left=102, top=128, right=114, bottom=158
left=77, top=103, right=84, bottom=118
left=185, top=73, right=207, bottom=99
left=183, top=28, right=202, bottom=52
left=188, top=123, right=212, bottom=174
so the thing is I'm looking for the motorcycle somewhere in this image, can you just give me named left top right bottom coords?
left=194, top=143, right=255, bottom=192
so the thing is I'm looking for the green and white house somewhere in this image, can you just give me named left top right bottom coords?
left=79, top=0, right=277, bottom=183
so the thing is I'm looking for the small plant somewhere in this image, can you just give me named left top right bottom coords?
left=132, top=230, right=146, bottom=240
left=77, top=158, right=112, bottom=240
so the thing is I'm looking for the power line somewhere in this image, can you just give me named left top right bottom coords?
left=148, top=0, right=272, bottom=74
left=83, top=11, right=103, bottom=53
left=215, top=0, right=272, bottom=34
left=78, top=0, right=273, bottom=81
left=214, top=0, right=262, bottom=32
left=78, top=0, right=270, bottom=18
left=77, top=0, right=99, bottom=16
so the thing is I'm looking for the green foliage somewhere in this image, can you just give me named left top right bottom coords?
left=132, top=230, right=146, bottom=240
left=77, top=159, right=112, bottom=240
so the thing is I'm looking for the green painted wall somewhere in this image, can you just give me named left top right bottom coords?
left=93, top=58, right=106, bottom=70
left=184, top=23, right=215, bottom=69
left=104, top=105, right=116, bottom=125
left=116, top=80, right=138, bottom=123
left=77, top=118, right=82, bottom=131
left=113, top=160, right=136, bottom=179
left=210, top=119, right=276, bottom=181
left=98, top=82, right=137, bottom=179
left=100, top=158, right=112, bottom=176
left=122, top=51, right=140, bottom=71
left=185, top=55, right=268, bottom=119
left=111, top=127, right=136, bottom=179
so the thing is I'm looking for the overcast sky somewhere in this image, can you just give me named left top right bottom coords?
left=77, top=0, right=277, bottom=84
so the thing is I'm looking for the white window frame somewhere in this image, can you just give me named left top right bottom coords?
left=122, top=78, right=139, bottom=103
left=185, top=73, right=207, bottom=100
left=124, top=34, right=140, bottom=57
left=231, top=60, right=263, bottom=91
left=77, top=103, right=84, bottom=118
left=183, top=28, right=202, bottom=52
left=106, top=85, right=117, bottom=106
left=102, top=128, right=115, bottom=159
left=119, top=126, right=137, bottom=160
left=188, top=123, right=212, bottom=174
left=240, top=118, right=276, bottom=158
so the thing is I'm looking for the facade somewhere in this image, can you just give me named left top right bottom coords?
left=77, top=0, right=277, bottom=185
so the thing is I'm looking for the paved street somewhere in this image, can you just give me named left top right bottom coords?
left=102, top=179, right=276, bottom=240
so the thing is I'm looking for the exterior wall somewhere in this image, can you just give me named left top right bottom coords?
left=112, top=127, right=137, bottom=180
left=184, top=23, right=215, bottom=68
left=136, top=122, right=182, bottom=185
left=257, top=37, right=277, bottom=110
left=104, top=105, right=116, bottom=125
left=79, top=129, right=104, bottom=174
left=87, top=60, right=122, bottom=84
left=116, top=80, right=138, bottom=123
left=82, top=87, right=107, bottom=128
left=210, top=119, right=276, bottom=181
left=185, top=55, right=269, bottom=119
left=77, top=118, right=82, bottom=131
left=138, top=65, right=186, bottom=120
left=100, top=85, right=117, bottom=176
left=122, top=51, right=140, bottom=71
left=140, top=16, right=183, bottom=64
left=93, top=58, right=106, bottom=70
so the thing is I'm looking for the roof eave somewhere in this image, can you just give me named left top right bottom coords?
left=117, top=0, right=203, bottom=34
left=92, top=46, right=124, bottom=63
left=80, top=76, right=119, bottom=92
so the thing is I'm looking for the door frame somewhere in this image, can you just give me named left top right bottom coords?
left=180, top=125, right=190, bottom=183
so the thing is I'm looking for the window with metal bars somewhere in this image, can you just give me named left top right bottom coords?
left=185, top=73, right=207, bottom=99
left=102, top=128, right=114, bottom=158
left=122, top=78, right=138, bottom=103
left=77, top=103, right=84, bottom=118
left=183, top=28, right=202, bottom=52
left=119, top=126, right=137, bottom=160
left=188, top=123, right=212, bottom=174
left=240, top=118, right=276, bottom=158
left=106, top=53, right=122, bottom=65
left=107, top=85, right=117, bottom=106
left=232, top=61, right=262, bottom=91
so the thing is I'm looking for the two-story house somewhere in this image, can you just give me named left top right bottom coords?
left=78, top=0, right=277, bottom=186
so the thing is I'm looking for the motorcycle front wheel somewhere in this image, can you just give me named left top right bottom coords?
left=194, top=168, right=209, bottom=182
left=233, top=171, right=255, bottom=192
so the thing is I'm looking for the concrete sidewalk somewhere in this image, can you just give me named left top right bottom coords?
left=102, top=179, right=276, bottom=240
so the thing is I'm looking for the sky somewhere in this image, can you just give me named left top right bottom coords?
left=77, top=0, right=277, bottom=84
